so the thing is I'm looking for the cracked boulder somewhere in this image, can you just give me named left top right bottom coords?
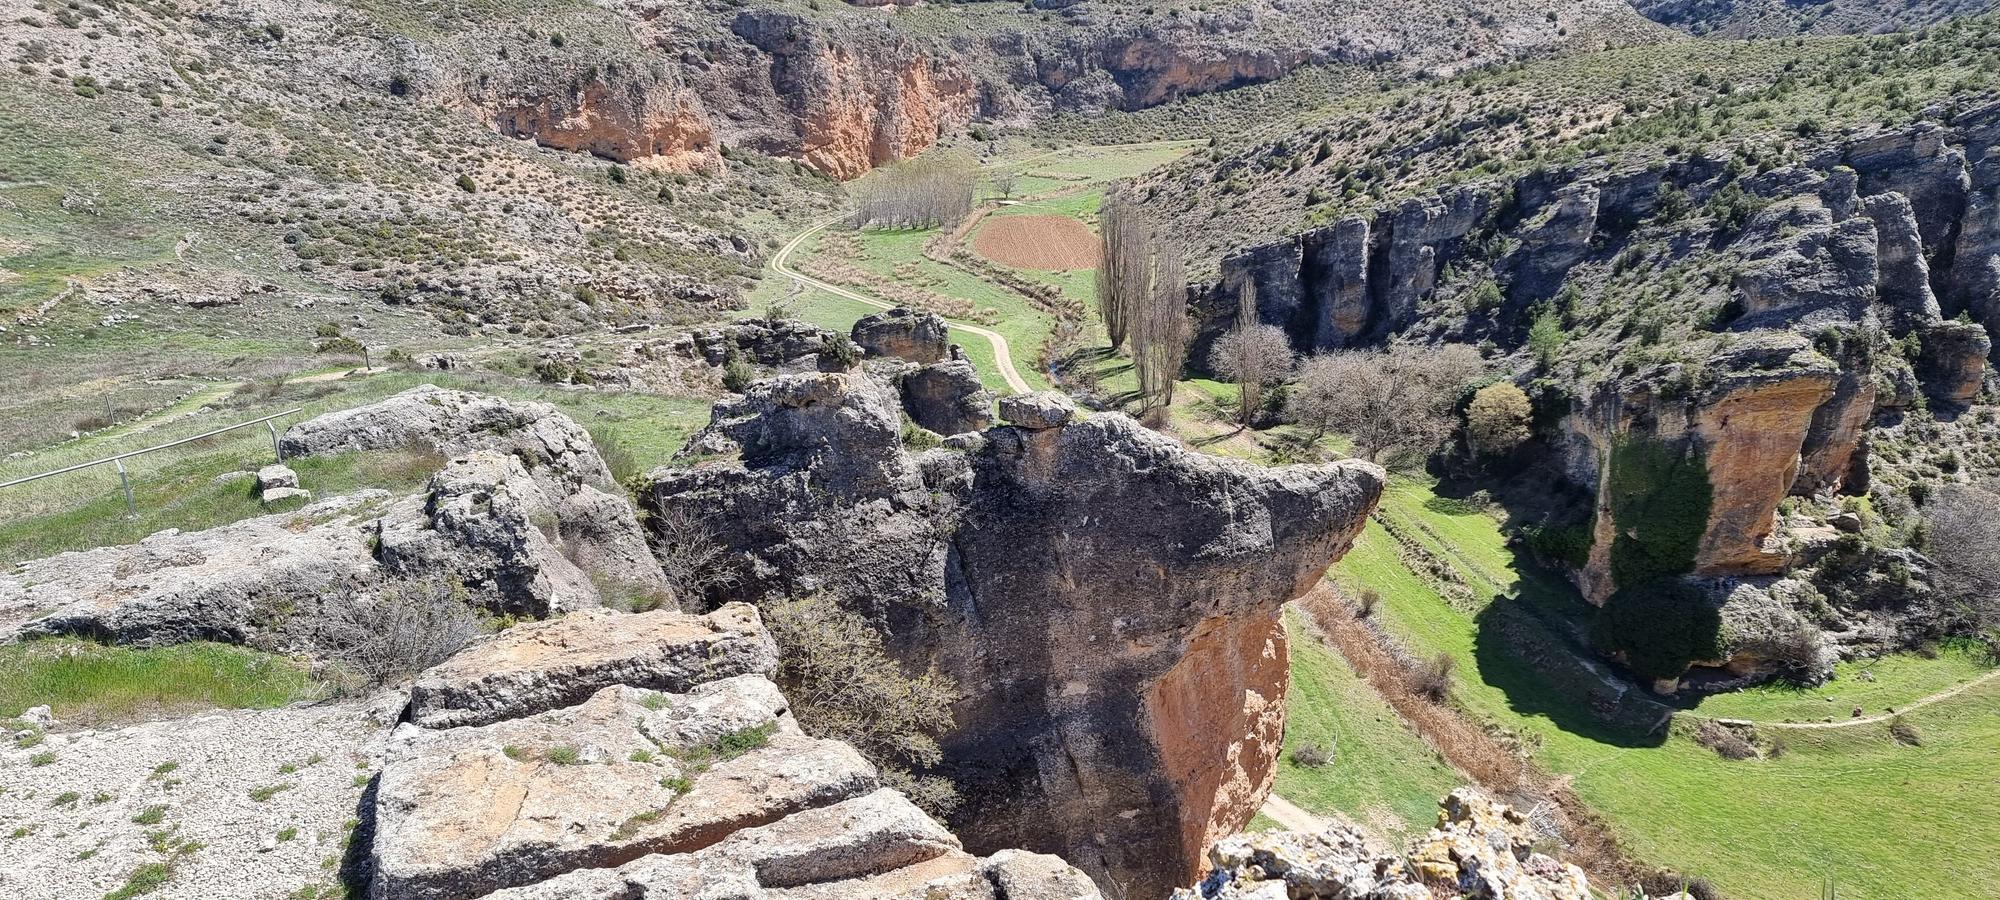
left=404, top=604, right=778, bottom=729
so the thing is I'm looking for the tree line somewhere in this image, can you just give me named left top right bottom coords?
left=851, top=152, right=977, bottom=230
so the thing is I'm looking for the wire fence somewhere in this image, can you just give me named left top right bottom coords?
left=0, top=408, right=303, bottom=516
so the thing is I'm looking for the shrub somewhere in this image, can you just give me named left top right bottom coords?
left=1355, top=587, right=1380, bottom=618
left=1888, top=715, right=1922, bottom=746
left=721, top=351, right=755, bottom=393
left=651, top=505, right=739, bottom=607
left=1411, top=652, right=1457, bottom=702
left=1290, top=741, right=1334, bottom=767
left=819, top=334, right=860, bottom=372
left=761, top=595, right=959, bottom=816
left=1693, top=719, right=1757, bottom=760
left=310, top=579, right=486, bottom=687
left=1465, top=381, right=1532, bottom=459
left=455, top=174, right=476, bottom=193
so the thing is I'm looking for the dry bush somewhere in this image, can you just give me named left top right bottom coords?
left=312, top=578, right=486, bottom=686
left=761, top=595, right=959, bottom=816
left=1290, top=741, right=1334, bottom=768
left=1922, top=483, right=2000, bottom=631
left=1411, top=652, right=1457, bottom=702
left=653, top=505, right=740, bottom=607
left=1693, top=719, right=1758, bottom=760
left=1209, top=321, right=1295, bottom=425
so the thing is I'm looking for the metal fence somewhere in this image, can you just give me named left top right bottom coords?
left=0, top=407, right=304, bottom=515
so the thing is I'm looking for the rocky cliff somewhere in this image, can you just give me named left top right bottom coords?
left=644, top=375, right=1385, bottom=898
left=1195, top=104, right=2000, bottom=684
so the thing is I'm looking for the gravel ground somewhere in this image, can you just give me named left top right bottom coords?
left=0, top=698, right=396, bottom=899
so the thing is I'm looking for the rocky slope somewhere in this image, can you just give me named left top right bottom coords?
left=1630, top=0, right=2000, bottom=36
left=645, top=373, right=1385, bottom=898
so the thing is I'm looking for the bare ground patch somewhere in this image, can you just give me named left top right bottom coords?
left=970, top=215, right=1098, bottom=270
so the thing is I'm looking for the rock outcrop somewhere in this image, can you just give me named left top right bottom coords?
left=643, top=371, right=1385, bottom=898
left=280, top=386, right=617, bottom=490
left=370, top=605, right=1104, bottom=900
left=853, top=306, right=950, bottom=364
left=1176, top=790, right=1590, bottom=900
left=898, top=357, right=996, bottom=436
left=3, top=394, right=668, bottom=647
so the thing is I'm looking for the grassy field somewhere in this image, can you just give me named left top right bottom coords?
left=1278, top=607, right=1463, bottom=845
left=1323, top=476, right=2000, bottom=899
left=0, top=638, right=324, bottom=727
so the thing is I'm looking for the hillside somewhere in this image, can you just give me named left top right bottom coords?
left=1632, top=0, right=2000, bottom=36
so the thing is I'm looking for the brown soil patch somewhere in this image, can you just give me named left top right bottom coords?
left=971, top=214, right=1098, bottom=270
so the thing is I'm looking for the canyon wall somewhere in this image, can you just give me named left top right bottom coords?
left=643, top=378, right=1384, bottom=899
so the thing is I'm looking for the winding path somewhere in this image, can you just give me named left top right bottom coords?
left=769, top=219, right=1033, bottom=394
left=1751, top=666, right=2000, bottom=730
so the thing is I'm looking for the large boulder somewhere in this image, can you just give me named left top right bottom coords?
left=900, top=357, right=995, bottom=436
left=403, top=605, right=777, bottom=729
left=2, top=444, right=669, bottom=649
left=853, top=307, right=950, bottom=364
left=279, top=385, right=615, bottom=490
left=644, top=371, right=1385, bottom=897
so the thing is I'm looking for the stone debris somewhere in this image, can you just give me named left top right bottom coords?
left=1177, top=790, right=1590, bottom=900
left=279, top=385, right=617, bottom=490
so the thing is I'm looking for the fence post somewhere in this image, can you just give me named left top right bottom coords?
left=269, top=421, right=283, bottom=462
left=115, top=460, right=136, bottom=517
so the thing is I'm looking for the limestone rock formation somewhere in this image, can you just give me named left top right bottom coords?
left=1176, top=790, right=1591, bottom=900
left=853, top=306, right=950, bottom=364
left=404, top=605, right=778, bottom=728
left=4, top=395, right=667, bottom=647
left=280, top=385, right=616, bottom=490
left=644, top=371, right=1385, bottom=898
left=370, top=605, right=1104, bottom=900
left=899, top=358, right=996, bottom=436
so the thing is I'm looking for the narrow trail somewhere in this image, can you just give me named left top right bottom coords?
left=770, top=219, right=1033, bottom=394
left=1260, top=793, right=1332, bottom=833
left=1749, top=666, right=2000, bottom=730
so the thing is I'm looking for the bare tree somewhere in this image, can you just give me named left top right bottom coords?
left=1134, top=240, right=1189, bottom=412
left=654, top=505, right=741, bottom=607
left=1209, top=323, right=1294, bottom=425
left=1095, top=196, right=1143, bottom=352
left=991, top=170, right=1019, bottom=201
left=852, top=152, right=978, bottom=230
left=1287, top=344, right=1483, bottom=465
left=1924, top=483, right=2000, bottom=632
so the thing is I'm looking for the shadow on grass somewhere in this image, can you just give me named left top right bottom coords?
left=1472, top=598, right=1672, bottom=749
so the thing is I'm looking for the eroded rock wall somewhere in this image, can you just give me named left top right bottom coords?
left=643, top=378, right=1385, bottom=898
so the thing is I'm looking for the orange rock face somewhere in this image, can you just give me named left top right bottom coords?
left=488, top=80, right=721, bottom=173
left=1691, top=371, right=1836, bottom=576
left=793, top=47, right=975, bottom=180
left=1144, top=611, right=1290, bottom=884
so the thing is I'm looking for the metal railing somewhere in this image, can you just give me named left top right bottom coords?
left=0, top=407, right=305, bottom=515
